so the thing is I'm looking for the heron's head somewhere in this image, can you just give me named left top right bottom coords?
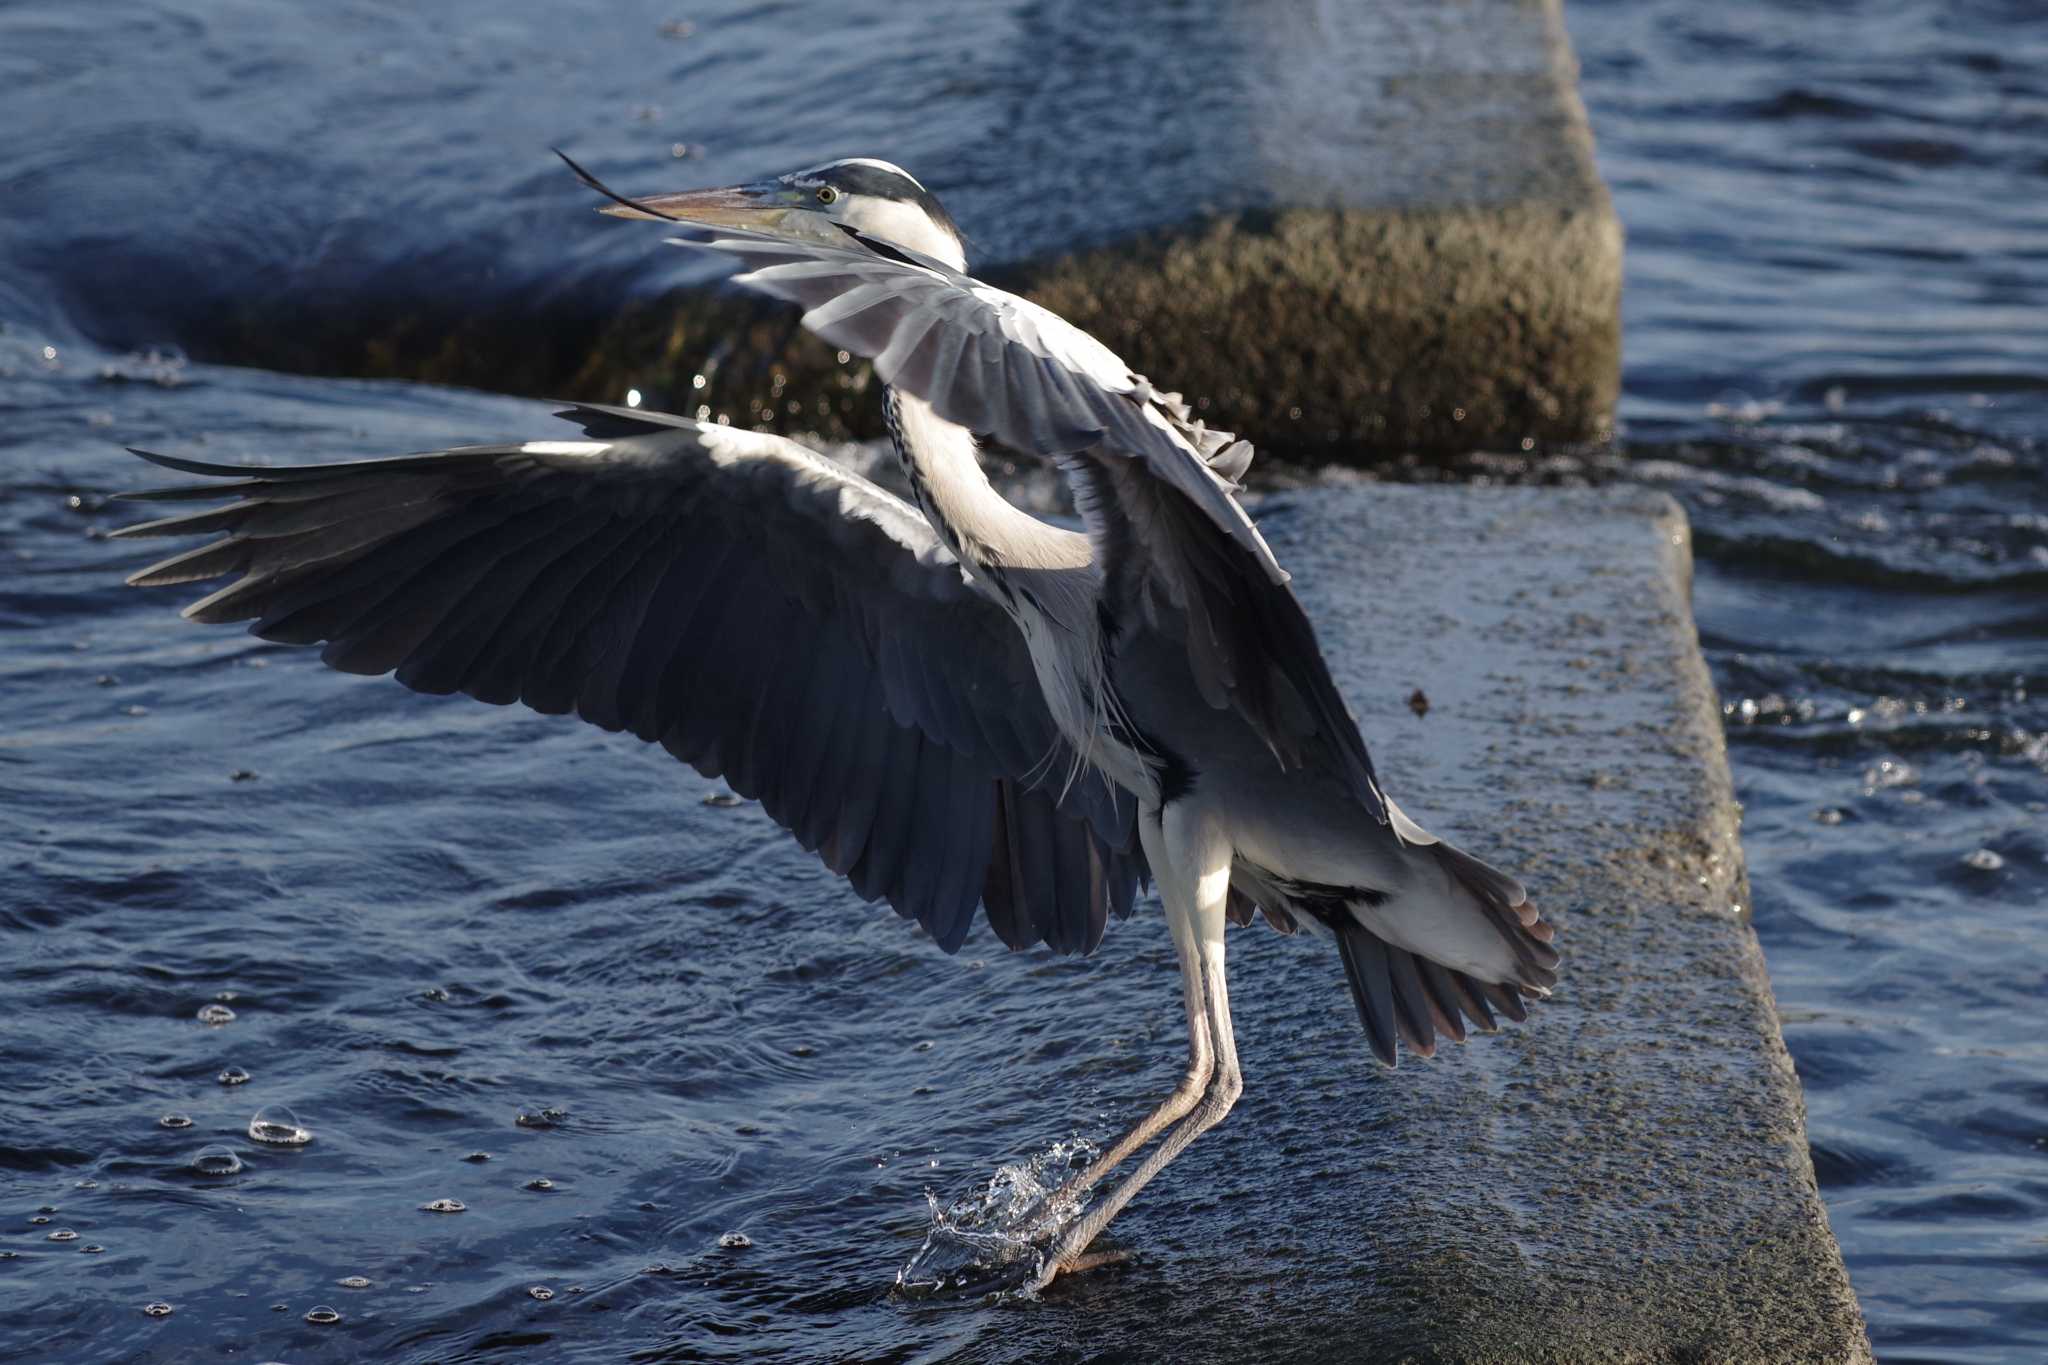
left=588, top=156, right=967, bottom=272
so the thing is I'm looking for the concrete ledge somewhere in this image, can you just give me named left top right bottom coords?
left=557, top=0, right=1621, bottom=461
left=1221, top=484, right=1868, bottom=1361
left=151, top=0, right=1620, bottom=463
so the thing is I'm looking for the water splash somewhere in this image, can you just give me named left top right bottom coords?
left=895, top=1136, right=1099, bottom=1298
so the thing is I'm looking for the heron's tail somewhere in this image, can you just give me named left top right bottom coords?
left=1330, top=839, right=1559, bottom=1068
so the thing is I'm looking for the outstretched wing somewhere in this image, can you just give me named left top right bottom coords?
left=112, top=403, right=1141, bottom=954
left=645, top=217, right=1388, bottom=824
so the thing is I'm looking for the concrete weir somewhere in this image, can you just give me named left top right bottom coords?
left=985, top=485, right=1871, bottom=1362
left=575, top=0, right=1622, bottom=462
left=1272, top=486, right=1868, bottom=1361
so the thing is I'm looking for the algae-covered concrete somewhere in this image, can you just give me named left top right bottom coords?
left=570, top=0, right=1621, bottom=461
left=975, top=483, right=1869, bottom=1363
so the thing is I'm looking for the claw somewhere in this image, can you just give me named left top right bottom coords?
left=1029, top=1247, right=1132, bottom=1292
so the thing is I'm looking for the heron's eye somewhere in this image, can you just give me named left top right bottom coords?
left=816, top=186, right=839, bottom=205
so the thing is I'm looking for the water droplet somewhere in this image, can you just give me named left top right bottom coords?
left=158, top=1113, right=193, bottom=1130
left=218, top=1066, right=251, bottom=1086
left=420, top=1198, right=466, bottom=1214
left=523, top=1178, right=554, bottom=1192
left=527, top=1285, right=555, bottom=1301
left=47, top=1229, right=77, bottom=1242
left=790, top=1044, right=816, bottom=1058
left=1813, top=807, right=1846, bottom=826
left=1962, top=848, right=2005, bottom=871
left=81, top=1244, right=105, bottom=1254
left=702, top=791, right=743, bottom=807
left=421, top=986, right=450, bottom=1002
left=248, top=1105, right=312, bottom=1146
left=0, top=1251, right=15, bottom=1260
left=463, top=1151, right=492, bottom=1163
left=718, top=1231, right=751, bottom=1249
left=303, top=1304, right=342, bottom=1325
left=336, top=1275, right=370, bottom=1289
left=191, top=1145, right=243, bottom=1176
left=29, top=1216, right=49, bottom=1225
left=196, top=1003, right=236, bottom=1026
left=142, top=1302, right=174, bottom=1318
left=912, top=1040, right=934, bottom=1053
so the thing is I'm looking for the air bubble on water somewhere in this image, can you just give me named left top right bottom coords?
left=30, top=1215, right=49, bottom=1225
left=47, top=1229, right=77, bottom=1242
left=420, top=1198, right=466, bottom=1213
left=528, top=1285, right=555, bottom=1301
left=303, top=1305, right=342, bottom=1325
left=464, top=1152, right=492, bottom=1163
left=74, top=1180, right=96, bottom=1189
left=515, top=1106, right=568, bottom=1129
left=895, top=1136, right=1101, bottom=1297
left=158, top=1113, right=193, bottom=1130
left=1813, top=807, right=1846, bottom=826
left=337, top=1275, right=370, bottom=1289
left=702, top=791, right=744, bottom=807
left=248, top=1105, right=312, bottom=1146
left=218, top=1066, right=251, bottom=1086
left=81, top=1244, right=105, bottom=1254
left=524, top=1178, right=554, bottom=1191
left=196, top=1003, right=236, bottom=1026
left=913, top=1040, right=934, bottom=1052
left=37, top=1204, right=56, bottom=1214
left=1962, top=848, right=2005, bottom=872
left=718, top=1231, right=751, bottom=1249
left=191, top=1145, right=243, bottom=1176
left=142, top=1302, right=174, bottom=1318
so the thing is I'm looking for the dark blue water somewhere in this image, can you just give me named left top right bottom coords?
left=4, top=1, right=2046, bottom=1360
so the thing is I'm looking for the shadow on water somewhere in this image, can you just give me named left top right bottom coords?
left=3, top=0, right=2047, bottom=1360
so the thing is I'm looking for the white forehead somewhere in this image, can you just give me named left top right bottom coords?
left=788, top=157, right=924, bottom=190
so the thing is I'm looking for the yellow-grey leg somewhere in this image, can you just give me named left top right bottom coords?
left=1040, top=893, right=1214, bottom=1213
left=1032, top=802, right=1241, bottom=1290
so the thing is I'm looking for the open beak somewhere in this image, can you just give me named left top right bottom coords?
left=555, top=149, right=807, bottom=232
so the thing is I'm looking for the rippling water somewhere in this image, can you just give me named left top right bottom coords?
left=4, top=0, right=2046, bottom=1360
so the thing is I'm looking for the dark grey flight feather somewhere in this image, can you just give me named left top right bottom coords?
left=640, top=218, right=1388, bottom=824
left=113, top=407, right=1145, bottom=954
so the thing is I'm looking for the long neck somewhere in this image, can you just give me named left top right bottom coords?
left=883, top=387, right=1082, bottom=576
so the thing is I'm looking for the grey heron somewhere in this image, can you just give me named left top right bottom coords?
left=112, top=152, right=1559, bottom=1291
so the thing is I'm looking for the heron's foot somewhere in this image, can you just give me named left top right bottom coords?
left=1028, top=1246, right=1130, bottom=1293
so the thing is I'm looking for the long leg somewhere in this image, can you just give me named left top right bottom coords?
left=1041, top=919, right=1212, bottom=1211
left=1033, top=801, right=1241, bottom=1289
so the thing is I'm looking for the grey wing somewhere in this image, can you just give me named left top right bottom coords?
left=667, top=224, right=1387, bottom=821
left=111, top=402, right=1141, bottom=954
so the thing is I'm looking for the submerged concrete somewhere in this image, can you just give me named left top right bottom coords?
left=984, top=483, right=1870, bottom=1363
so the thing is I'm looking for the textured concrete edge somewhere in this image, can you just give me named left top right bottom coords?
left=296, top=1, right=1621, bottom=463
left=1259, top=486, right=1873, bottom=1363
left=1642, top=497, right=1874, bottom=1363
left=1014, top=0, right=1622, bottom=458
